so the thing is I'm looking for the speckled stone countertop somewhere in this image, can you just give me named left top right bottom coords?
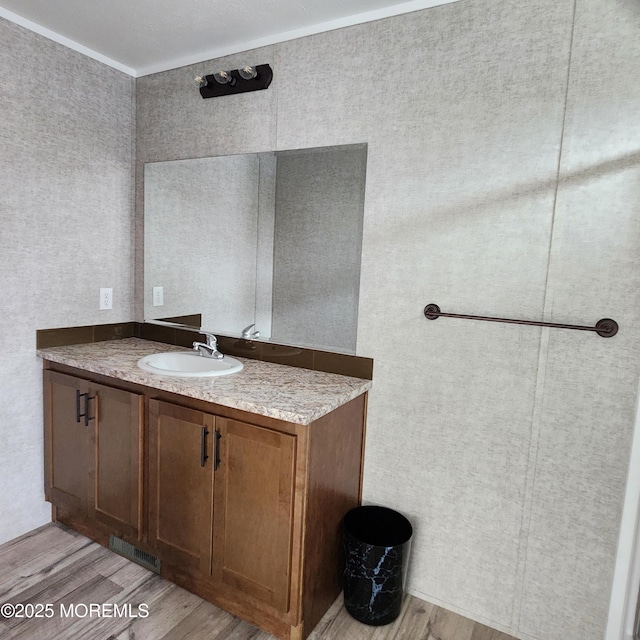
left=37, top=338, right=371, bottom=425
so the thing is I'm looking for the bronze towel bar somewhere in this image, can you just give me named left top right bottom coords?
left=423, top=304, right=618, bottom=338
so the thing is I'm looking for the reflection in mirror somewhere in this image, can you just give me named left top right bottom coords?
left=144, top=144, right=367, bottom=354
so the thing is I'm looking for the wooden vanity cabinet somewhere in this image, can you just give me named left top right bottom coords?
left=42, top=362, right=367, bottom=640
left=43, top=371, right=89, bottom=513
left=147, top=395, right=367, bottom=640
left=212, top=417, right=296, bottom=613
left=43, top=370, right=143, bottom=541
left=147, top=400, right=216, bottom=574
left=147, top=403, right=299, bottom=624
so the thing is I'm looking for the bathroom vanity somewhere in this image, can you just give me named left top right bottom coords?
left=38, top=338, right=370, bottom=640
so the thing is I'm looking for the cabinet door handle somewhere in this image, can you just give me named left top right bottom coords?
left=201, top=428, right=209, bottom=467
left=76, top=390, right=83, bottom=423
left=84, top=394, right=95, bottom=427
left=214, top=430, right=221, bottom=471
left=76, top=391, right=95, bottom=426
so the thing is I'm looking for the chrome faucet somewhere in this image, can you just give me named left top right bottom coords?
left=193, top=333, right=224, bottom=359
left=241, top=324, right=260, bottom=339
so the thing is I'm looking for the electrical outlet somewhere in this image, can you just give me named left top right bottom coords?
left=100, top=288, right=113, bottom=310
left=152, top=286, right=164, bottom=307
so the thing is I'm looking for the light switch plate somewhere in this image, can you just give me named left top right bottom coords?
left=153, top=286, right=164, bottom=307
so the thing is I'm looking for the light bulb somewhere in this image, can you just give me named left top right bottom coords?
left=238, top=65, right=258, bottom=80
left=213, top=70, right=236, bottom=86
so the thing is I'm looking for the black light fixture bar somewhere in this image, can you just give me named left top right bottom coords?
left=198, top=64, right=273, bottom=99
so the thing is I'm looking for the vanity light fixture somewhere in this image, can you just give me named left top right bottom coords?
left=195, top=64, right=273, bottom=99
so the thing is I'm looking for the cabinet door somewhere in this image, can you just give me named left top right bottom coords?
left=89, top=382, right=143, bottom=539
left=44, top=371, right=143, bottom=535
left=213, top=418, right=296, bottom=612
left=148, top=400, right=216, bottom=574
left=44, top=371, right=90, bottom=512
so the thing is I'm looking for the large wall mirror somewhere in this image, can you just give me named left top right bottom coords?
left=144, top=144, right=367, bottom=354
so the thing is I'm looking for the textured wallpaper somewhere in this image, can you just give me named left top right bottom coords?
left=135, top=2, right=640, bottom=638
left=272, top=146, right=366, bottom=352
left=144, top=154, right=260, bottom=332
left=0, top=18, right=135, bottom=543
left=2, top=1, right=639, bottom=639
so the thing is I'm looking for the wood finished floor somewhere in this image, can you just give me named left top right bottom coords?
left=0, top=524, right=518, bottom=640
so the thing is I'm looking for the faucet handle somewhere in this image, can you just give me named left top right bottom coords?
left=193, top=332, right=224, bottom=359
left=241, top=324, right=260, bottom=339
left=204, top=333, right=218, bottom=348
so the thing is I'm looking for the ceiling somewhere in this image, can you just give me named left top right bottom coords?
left=0, top=0, right=460, bottom=77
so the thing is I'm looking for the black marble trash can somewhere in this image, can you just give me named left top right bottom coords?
left=343, top=505, right=413, bottom=626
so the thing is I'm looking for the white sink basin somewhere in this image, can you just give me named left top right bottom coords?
left=137, top=351, right=243, bottom=377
